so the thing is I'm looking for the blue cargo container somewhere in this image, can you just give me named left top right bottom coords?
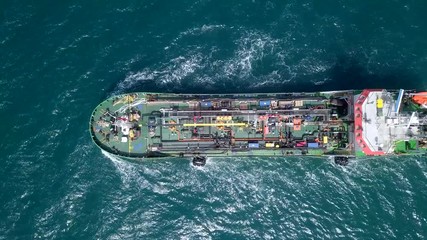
left=248, top=143, right=260, bottom=148
left=307, top=142, right=319, bottom=148
left=259, top=100, right=271, bottom=107
left=201, top=101, right=212, bottom=108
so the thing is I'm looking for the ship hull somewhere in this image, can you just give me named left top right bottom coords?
left=90, top=90, right=427, bottom=162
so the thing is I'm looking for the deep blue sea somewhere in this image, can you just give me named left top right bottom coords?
left=1, top=1, right=427, bottom=239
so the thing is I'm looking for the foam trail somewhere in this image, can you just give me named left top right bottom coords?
left=101, top=150, right=148, bottom=189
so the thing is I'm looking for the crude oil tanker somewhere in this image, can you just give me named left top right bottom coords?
left=90, top=89, right=427, bottom=166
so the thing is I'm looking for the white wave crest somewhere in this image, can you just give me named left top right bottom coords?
left=223, top=31, right=279, bottom=78
left=179, top=24, right=226, bottom=37
left=114, top=53, right=204, bottom=93
left=101, top=150, right=150, bottom=189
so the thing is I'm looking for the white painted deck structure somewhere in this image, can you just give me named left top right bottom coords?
left=357, top=90, right=419, bottom=155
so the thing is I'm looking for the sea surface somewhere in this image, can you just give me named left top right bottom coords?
left=1, top=1, right=427, bottom=239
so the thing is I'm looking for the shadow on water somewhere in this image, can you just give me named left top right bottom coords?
left=107, top=56, right=424, bottom=96
left=318, top=56, right=423, bottom=91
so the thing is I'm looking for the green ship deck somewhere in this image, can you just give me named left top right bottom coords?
left=90, top=90, right=427, bottom=160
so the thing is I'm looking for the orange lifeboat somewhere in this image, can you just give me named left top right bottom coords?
left=412, top=92, right=427, bottom=105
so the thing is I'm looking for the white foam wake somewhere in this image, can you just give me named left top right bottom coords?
left=101, top=150, right=149, bottom=189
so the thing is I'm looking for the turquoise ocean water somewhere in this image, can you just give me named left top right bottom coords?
left=1, top=1, right=427, bottom=239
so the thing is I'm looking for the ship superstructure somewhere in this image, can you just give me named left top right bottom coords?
left=89, top=89, right=427, bottom=164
